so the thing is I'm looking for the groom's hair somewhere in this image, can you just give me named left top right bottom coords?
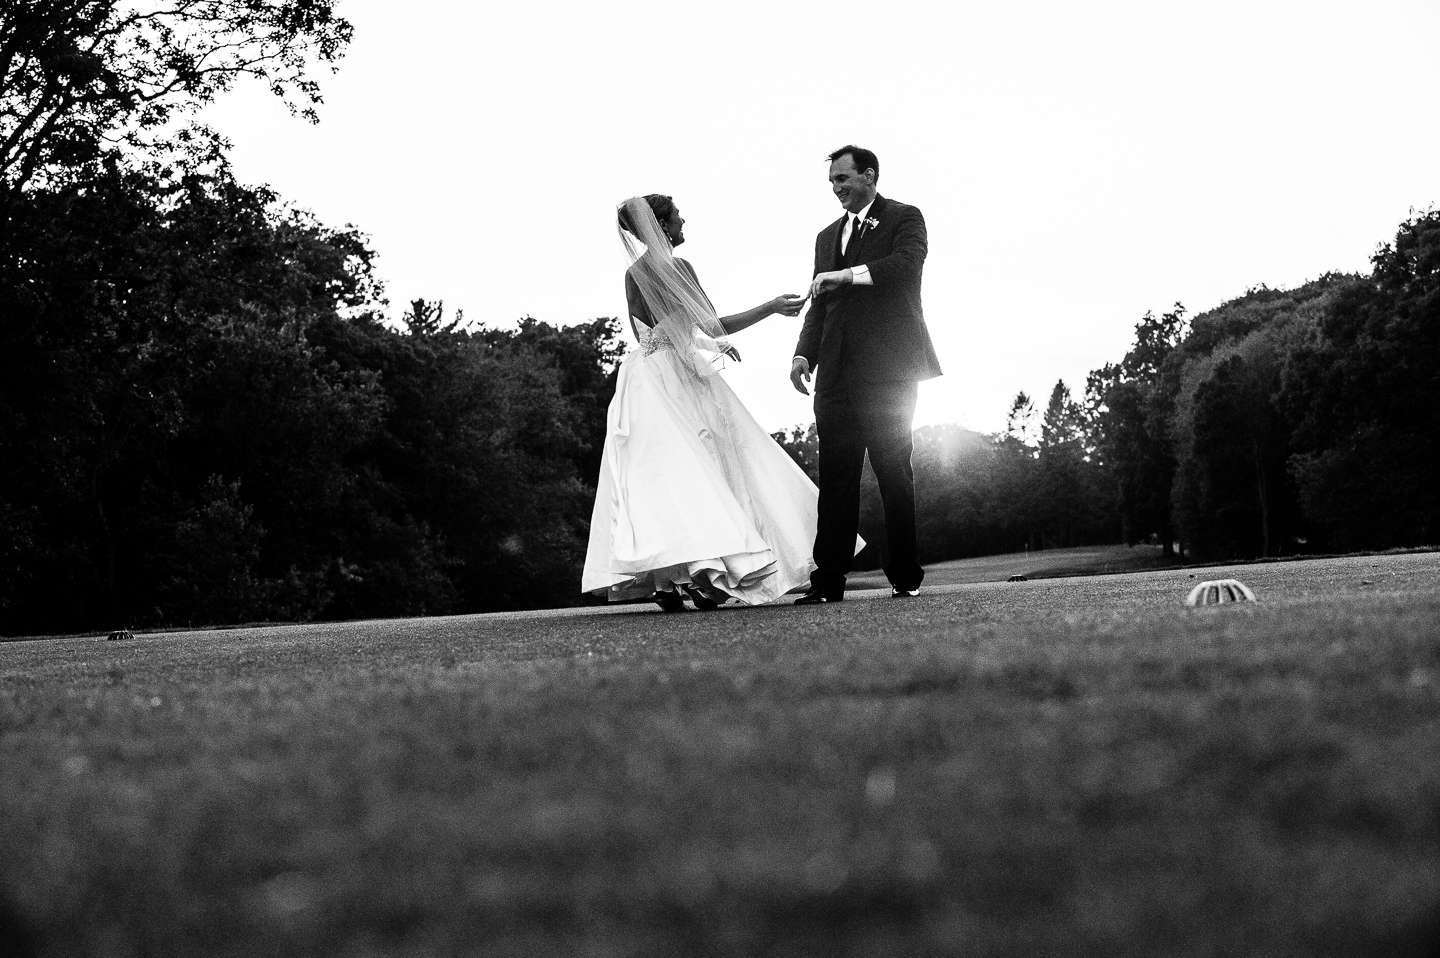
left=828, top=145, right=879, bottom=181
left=618, top=194, right=676, bottom=234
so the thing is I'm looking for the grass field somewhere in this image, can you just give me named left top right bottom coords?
left=846, top=544, right=1165, bottom=590
left=3, top=553, right=1439, bottom=957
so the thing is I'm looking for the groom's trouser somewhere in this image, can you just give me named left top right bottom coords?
left=811, top=377, right=922, bottom=596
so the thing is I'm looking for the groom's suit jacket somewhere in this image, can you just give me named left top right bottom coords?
left=794, top=194, right=942, bottom=389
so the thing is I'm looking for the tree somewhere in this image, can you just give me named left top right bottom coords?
left=1163, top=280, right=1346, bottom=560
left=911, top=423, right=1033, bottom=560
left=1086, top=305, right=1186, bottom=555
left=0, top=0, right=351, bottom=201
left=1182, top=354, right=1283, bottom=557
left=479, top=315, right=626, bottom=486
left=1040, top=381, right=1084, bottom=450
left=1037, top=381, right=1097, bottom=548
left=1004, top=391, right=1039, bottom=448
left=0, top=154, right=394, bottom=632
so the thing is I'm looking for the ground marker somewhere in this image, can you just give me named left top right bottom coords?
left=1185, top=579, right=1256, bottom=607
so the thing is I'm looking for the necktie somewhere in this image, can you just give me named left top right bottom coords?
left=842, top=214, right=860, bottom=254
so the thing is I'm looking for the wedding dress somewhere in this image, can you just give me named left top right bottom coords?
left=581, top=199, right=846, bottom=605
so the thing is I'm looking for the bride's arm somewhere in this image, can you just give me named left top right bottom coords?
left=718, top=295, right=806, bottom=334
left=678, top=258, right=804, bottom=334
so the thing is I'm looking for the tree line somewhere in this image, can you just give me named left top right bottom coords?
left=0, top=150, right=627, bottom=634
left=1087, top=212, right=1438, bottom=560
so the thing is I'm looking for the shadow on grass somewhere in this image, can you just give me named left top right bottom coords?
left=0, top=892, right=37, bottom=958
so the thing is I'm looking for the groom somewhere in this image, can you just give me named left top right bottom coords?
left=790, top=145, right=942, bottom=603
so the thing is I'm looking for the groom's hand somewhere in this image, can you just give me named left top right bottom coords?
left=790, top=356, right=812, bottom=395
left=809, top=269, right=851, bottom=298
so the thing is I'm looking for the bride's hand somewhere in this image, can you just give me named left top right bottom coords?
left=724, top=344, right=742, bottom=362
left=771, top=294, right=807, bottom=317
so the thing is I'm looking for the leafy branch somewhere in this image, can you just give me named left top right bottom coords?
left=0, top=0, right=352, bottom=197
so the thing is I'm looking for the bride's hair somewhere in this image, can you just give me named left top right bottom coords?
left=618, top=194, right=676, bottom=235
left=615, top=195, right=731, bottom=379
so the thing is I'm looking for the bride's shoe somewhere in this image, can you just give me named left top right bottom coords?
left=682, top=585, right=720, bottom=611
left=653, top=589, right=685, bottom=612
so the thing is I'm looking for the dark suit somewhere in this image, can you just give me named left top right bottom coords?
left=794, top=194, right=941, bottom=596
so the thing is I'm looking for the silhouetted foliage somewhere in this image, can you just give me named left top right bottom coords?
left=772, top=415, right=1118, bottom=573
left=1, top=0, right=351, bottom=200
left=770, top=423, right=819, bottom=483
left=1077, top=212, right=1438, bottom=561
left=1163, top=280, right=1344, bottom=559
left=1281, top=211, right=1440, bottom=550
left=1084, top=306, right=1186, bottom=555
left=0, top=153, right=621, bottom=635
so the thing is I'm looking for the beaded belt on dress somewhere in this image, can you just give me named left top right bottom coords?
left=641, top=334, right=674, bottom=356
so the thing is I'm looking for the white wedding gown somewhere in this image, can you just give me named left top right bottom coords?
left=581, top=328, right=830, bottom=605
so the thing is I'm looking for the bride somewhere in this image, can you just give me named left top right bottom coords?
left=582, top=194, right=850, bottom=610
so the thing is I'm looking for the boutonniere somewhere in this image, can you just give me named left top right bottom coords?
left=863, top=216, right=880, bottom=231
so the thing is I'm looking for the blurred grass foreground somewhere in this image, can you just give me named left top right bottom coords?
left=2, top=552, right=1439, bottom=957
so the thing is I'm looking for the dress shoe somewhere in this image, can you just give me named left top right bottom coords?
left=794, top=588, right=842, bottom=605
left=890, top=586, right=920, bottom=598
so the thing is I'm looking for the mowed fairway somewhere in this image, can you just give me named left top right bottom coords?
left=3, top=554, right=1440, bottom=957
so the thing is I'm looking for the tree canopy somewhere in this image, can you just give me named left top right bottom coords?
left=1, top=0, right=351, bottom=198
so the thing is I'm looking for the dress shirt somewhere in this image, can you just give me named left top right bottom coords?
left=840, top=198, right=875, bottom=286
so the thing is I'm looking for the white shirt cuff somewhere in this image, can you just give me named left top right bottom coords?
left=850, top=264, right=872, bottom=286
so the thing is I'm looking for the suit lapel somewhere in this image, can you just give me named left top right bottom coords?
left=828, top=214, right=848, bottom=270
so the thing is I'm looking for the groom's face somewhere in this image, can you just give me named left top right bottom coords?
left=829, top=154, right=877, bottom=213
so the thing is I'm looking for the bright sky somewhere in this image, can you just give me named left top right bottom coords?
left=203, top=0, right=1439, bottom=435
